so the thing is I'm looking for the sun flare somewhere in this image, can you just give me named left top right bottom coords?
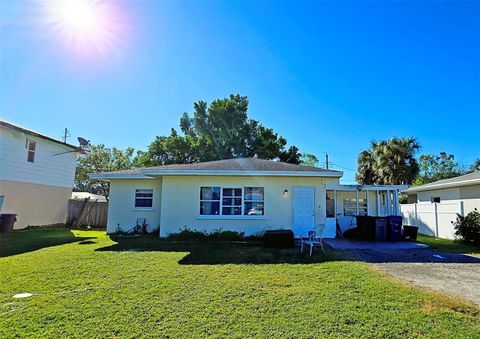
left=39, top=0, right=128, bottom=59
left=53, top=0, right=100, bottom=34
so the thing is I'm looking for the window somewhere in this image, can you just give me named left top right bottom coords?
left=26, top=139, right=36, bottom=163
left=244, top=187, right=264, bottom=216
left=326, top=190, right=335, bottom=217
left=222, top=188, right=242, bottom=215
left=200, top=187, right=221, bottom=215
left=199, top=187, right=264, bottom=216
left=431, top=197, right=440, bottom=203
left=343, top=198, right=367, bottom=216
left=135, top=189, right=153, bottom=208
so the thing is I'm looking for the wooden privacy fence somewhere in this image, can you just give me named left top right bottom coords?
left=66, top=198, right=108, bottom=228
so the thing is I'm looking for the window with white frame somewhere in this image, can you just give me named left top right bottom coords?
left=26, top=139, right=36, bottom=163
left=200, top=187, right=221, bottom=215
left=135, top=189, right=153, bottom=208
left=199, top=187, right=264, bottom=216
left=343, top=198, right=367, bottom=216
left=222, top=188, right=242, bottom=215
left=244, top=187, right=264, bottom=216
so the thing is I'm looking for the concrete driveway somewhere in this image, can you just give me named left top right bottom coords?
left=329, top=242, right=480, bottom=306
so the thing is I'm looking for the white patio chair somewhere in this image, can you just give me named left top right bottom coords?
left=300, top=223, right=326, bottom=256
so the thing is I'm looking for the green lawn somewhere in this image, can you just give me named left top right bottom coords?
left=1, top=228, right=479, bottom=337
left=417, top=234, right=480, bottom=254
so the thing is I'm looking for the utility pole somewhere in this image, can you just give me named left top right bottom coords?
left=325, top=153, right=329, bottom=169
left=62, top=128, right=71, bottom=143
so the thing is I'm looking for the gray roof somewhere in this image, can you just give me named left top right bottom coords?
left=403, top=171, right=480, bottom=193
left=91, top=158, right=343, bottom=179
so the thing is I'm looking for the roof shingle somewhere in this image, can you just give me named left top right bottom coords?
left=93, top=158, right=342, bottom=177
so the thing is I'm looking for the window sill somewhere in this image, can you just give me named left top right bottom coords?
left=132, top=208, right=155, bottom=212
left=196, top=215, right=265, bottom=220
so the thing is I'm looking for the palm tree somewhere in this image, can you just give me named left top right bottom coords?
left=356, top=137, right=420, bottom=185
left=355, top=149, right=376, bottom=184
left=470, top=158, right=480, bottom=172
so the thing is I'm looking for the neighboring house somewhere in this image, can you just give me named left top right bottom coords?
left=71, top=192, right=107, bottom=202
left=401, top=171, right=480, bottom=239
left=91, top=158, right=406, bottom=237
left=0, top=120, right=83, bottom=229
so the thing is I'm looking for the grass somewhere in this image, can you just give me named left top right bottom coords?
left=0, top=228, right=479, bottom=338
left=417, top=234, right=480, bottom=254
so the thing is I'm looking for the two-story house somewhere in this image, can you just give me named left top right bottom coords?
left=0, top=120, right=83, bottom=229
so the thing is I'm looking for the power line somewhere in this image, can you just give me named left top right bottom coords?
left=329, top=163, right=356, bottom=172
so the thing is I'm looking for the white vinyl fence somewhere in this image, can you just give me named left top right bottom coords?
left=400, top=202, right=463, bottom=239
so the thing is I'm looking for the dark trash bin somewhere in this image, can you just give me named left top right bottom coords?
left=0, top=214, right=17, bottom=233
left=403, top=225, right=419, bottom=240
left=374, top=217, right=388, bottom=242
left=263, top=230, right=294, bottom=248
left=388, top=216, right=403, bottom=242
left=356, top=216, right=375, bottom=241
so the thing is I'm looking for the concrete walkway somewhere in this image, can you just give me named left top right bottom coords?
left=378, top=261, right=480, bottom=305
left=324, top=239, right=480, bottom=305
left=324, top=239, right=428, bottom=250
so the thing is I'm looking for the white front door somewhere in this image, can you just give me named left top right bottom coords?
left=293, top=187, right=315, bottom=237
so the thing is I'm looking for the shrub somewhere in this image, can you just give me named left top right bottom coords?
left=166, top=227, right=208, bottom=241
left=452, top=209, right=480, bottom=243
left=208, top=229, right=246, bottom=241
left=166, top=227, right=260, bottom=242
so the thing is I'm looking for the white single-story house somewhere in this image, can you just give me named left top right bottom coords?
left=0, top=120, right=83, bottom=229
left=91, top=158, right=406, bottom=238
left=401, top=171, right=480, bottom=239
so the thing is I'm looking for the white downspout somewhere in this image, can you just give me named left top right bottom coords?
left=376, top=190, right=380, bottom=216
left=355, top=190, right=359, bottom=215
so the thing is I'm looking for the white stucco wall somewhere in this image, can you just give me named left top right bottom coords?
left=159, top=175, right=338, bottom=237
left=416, top=187, right=460, bottom=203
left=105, top=175, right=340, bottom=236
left=106, top=179, right=162, bottom=233
left=0, top=179, right=72, bottom=229
left=415, top=185, right=479, bottom=215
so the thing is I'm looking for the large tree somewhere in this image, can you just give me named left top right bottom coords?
left=75, top=144, right=136, bottom=199
left=356, top=137, right=420, bottom=185
left=414, top=152, right=463, bottom=185
left=300, top=153, right=319, bottom=167
left=137, top=94, right=302, bottom=166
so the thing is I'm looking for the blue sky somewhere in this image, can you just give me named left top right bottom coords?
left=1, top=1, right=479, bottom=183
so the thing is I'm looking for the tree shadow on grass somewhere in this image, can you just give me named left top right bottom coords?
left=97, top=235, right=480, bottom=265
left=0, top=227, right=94, bottom=258
left=96, top=235, right=342, bottom=265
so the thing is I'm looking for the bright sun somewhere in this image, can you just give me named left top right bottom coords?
left=53, top=0, right=101, bottom=34
left=40, top=0, right=127, bottom=59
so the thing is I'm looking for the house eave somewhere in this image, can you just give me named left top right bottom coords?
left=0, top=120, right=84, bottom=153
left=326, top=184, right=408, bottom=191
left=402, top=178, right=480, bottom=194
left=90, top=169, right=343, bottom=180
left=89, top=174, right=155, bottom=181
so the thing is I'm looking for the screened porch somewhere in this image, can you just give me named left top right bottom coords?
left=324, top=184, right=407, bottom=234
